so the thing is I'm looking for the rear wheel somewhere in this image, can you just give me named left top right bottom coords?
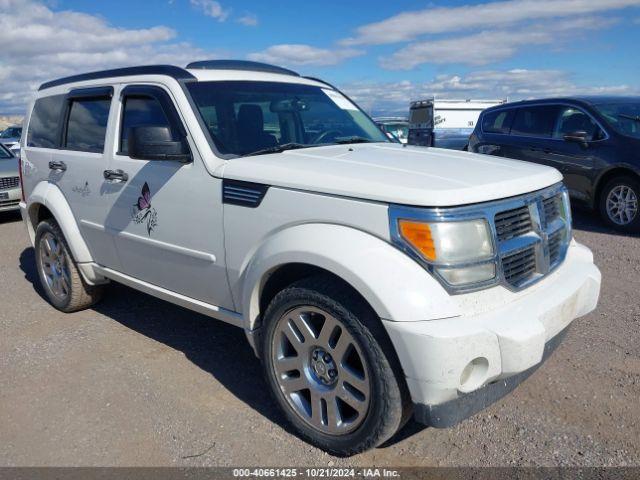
left=260, top=275, right=409, bottom=456
left=598, top=176, right=640, bottom=232
left=34, top=219, right=104, bottom=312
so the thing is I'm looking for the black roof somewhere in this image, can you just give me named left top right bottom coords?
left=39, top=60, right=300, bottom=91
left=484, top=95, right=640, bottom=113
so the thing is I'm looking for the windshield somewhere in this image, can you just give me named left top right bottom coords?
left=186, top=81, right=389, bottom=157
left=593, top=103, right=640, bottom=139
left=0, top=128, right=20, bottom=139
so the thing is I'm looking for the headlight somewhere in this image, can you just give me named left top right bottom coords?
left=393, top=216, right=497, bottom=289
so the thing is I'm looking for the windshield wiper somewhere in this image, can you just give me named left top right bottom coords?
left=618, top=113, right=640, bottom=123
left=332, top=136, right=376, bottom=145
left=243, top=143, right=308, bottom=157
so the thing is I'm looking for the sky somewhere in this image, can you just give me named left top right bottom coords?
left=0, top=0, right=639, bottom=115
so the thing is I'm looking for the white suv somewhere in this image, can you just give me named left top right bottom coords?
left=19, top=60, right=601, bottom=455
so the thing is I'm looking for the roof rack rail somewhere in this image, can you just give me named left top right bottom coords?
left=39, top=65, right=195, bottom=91
left=186, top=60, right=300, bottom=77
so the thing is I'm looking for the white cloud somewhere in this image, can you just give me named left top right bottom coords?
left=190, top=0, right=230, bottom=22
left=342, top=69, right=637, bottom=115
left=381, top=16, right=614, bottom=69
left=247, top=44, right=362, bottom=67
left=342, top=0, right=640, bottom=46
left=0, top=0, right=219, bottom=114
left=238, top=13, right=258, bottom=27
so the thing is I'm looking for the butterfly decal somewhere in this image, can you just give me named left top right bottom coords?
left=137, top=182, right=152, bottom=211
left=131, top=182, right=158, bottom=235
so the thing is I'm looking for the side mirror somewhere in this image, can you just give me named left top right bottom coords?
left=128, top=126, right=192, bottom=162
left=563, top=130, right=589, bottom=147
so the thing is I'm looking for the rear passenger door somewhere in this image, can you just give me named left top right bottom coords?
left=102, top=85, right=232, bottom=309
left=505, top=105, right=562, bottom=168
left=49, top=87, right=122, bottom=269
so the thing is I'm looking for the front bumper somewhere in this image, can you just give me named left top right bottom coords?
left=383, top=240, right=601, bottom=426
left=0, top=187, right=20, bottom=212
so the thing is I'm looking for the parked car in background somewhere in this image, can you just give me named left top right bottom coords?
left=469, top=97, right=640, bottom=232
left=19, top=61, right=600, bottom=455
left=408, top=99, right=505, bottom=150
left=0, top=125, right=23, bottom=150
left=0, top=142, right=20, bottom=212
left=374, top=117, right=408, bottom=143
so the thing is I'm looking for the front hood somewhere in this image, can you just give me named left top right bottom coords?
left=0, top=157, right=18, bottom=176
left=219, top=143, right=562, bottom=207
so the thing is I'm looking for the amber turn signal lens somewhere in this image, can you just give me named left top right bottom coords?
left=398, top=220, right=436, bottom=261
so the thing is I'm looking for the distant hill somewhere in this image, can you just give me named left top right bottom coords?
left=0, top=116, right=24, bottom=131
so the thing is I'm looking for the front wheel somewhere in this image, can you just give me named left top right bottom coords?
left=260, top=276, right=409, bottom=456
left=598, top=176, right=640, bottom=233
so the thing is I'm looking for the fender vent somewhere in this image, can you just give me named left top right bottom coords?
left=223, top=180, right=269, bottom=208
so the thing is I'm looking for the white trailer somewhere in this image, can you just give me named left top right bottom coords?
left=408, top=98, right=506, bottom=149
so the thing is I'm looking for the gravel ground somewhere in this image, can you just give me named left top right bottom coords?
left=0, top=207, right=638, bottom=467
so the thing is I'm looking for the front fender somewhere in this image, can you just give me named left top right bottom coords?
left=26, top=181, right=95, bottom=266
left=241, top=223, right=458, bottom=331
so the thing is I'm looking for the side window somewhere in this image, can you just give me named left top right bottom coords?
left=120, top=96, right=171, bottom=154
left=64, top=98, right=111, bottom=153
left=27, top=95, right=65, bottom=148
left=511, top=106, right=560, bottom=138
left=482, top=109, right=515, bottom=134
left=553, top=107, right=602, bottom=141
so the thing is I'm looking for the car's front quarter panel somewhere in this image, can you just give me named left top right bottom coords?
left=224, top=186, right=458, bottom=331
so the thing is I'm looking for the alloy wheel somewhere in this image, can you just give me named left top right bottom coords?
left=271, top=306, right=371, bottom=435
left=606, top=185, right=639, bottom=225
left=38, top=232, right=71, bottom=301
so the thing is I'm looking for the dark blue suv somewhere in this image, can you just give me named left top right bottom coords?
left=469, top=97, right=640, bottom=232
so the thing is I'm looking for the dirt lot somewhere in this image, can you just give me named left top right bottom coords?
left=0, top=207, right=638, bottom=467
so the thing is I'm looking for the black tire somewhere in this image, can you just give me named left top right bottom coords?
left=260, top=275, right=410, bottom=456
left=34, top=218, right=104, bottom=312
left=598, top=176, right=640, bottom=233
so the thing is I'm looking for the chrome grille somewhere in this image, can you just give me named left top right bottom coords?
left=502, top=246, right=537, bottom=287
left=542, top=194, right=561, bottom=225
left=0, top=176, right=19, bottom=190
left=494, top=187, right=570, bottom=289
left=548, top=229, right=564, bottom=266
left=494, top=205, right=532, bottom=241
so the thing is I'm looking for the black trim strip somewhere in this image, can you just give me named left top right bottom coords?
left=67, top=86, right=114, bottom=100
left=222, top=179, right=269, bottom=208
left=39, top=65, right=196, bottom=91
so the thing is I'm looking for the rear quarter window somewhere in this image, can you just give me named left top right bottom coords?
left=482, top=109, right=515, bottom=134
left=27, top=95, right=65, bottom=148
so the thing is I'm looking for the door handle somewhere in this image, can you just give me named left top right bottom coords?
left=48, top=160, right=67, bottom=172
left=103, top=169, right=129, bottom=182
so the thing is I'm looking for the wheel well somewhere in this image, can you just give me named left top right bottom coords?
left=594, top=168, right=640, bottom=206
left=28, top=203, right=53, bottom=228
left=260, top=264, right=345, bottom=316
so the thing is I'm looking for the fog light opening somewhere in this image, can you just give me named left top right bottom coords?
left=459, top=357, right=490, bottom=392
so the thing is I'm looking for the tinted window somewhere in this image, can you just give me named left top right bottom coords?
left=553, top=107, right=601, bottom=141
left=64, top=98, right=111, bottom=153
left=482, top=109, right=514, bottom=134
left=593, top=103, right=640, bottom=139
left=27, top=95, right=65, bottom=148
left=511, top=106, right=560, bottom=138
left=120, top=96, right=170, bottom=154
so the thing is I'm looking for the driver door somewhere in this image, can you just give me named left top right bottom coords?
left=102, top=84, right=233, bottom=310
